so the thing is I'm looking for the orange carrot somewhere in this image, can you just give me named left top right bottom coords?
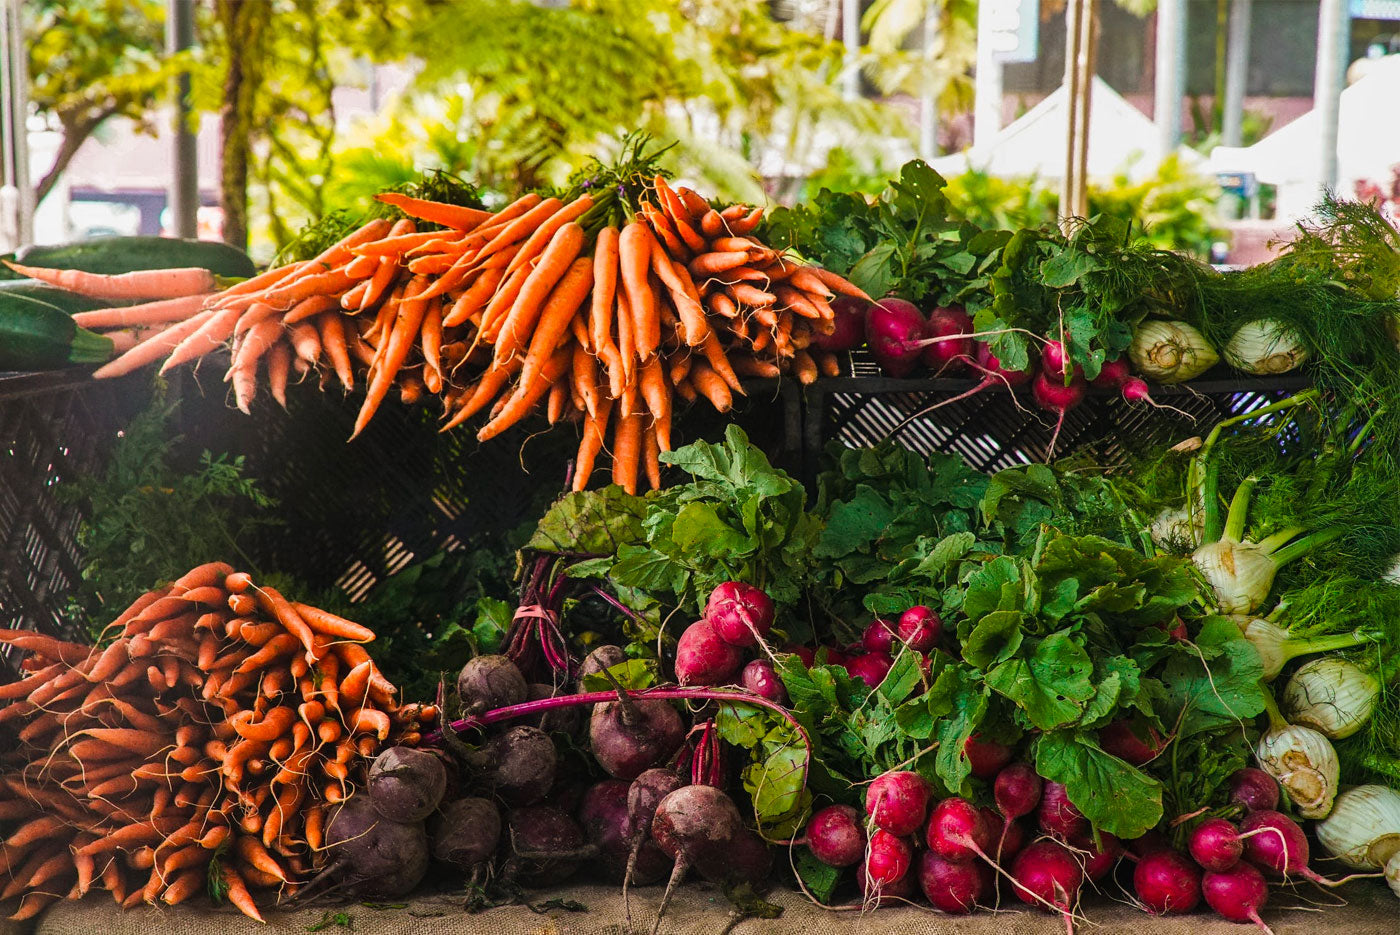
left=228, top=318, right=282, bottom=414
left=71, top=294, right=210, bottom=329
left=640, top=202, right=688, bottom=258
left=504, top=194, right=594, bottom=278
left=701, top=331, right=744, bottom=394
left=614, top=286, right=636, bottom=387
left=516, top=256, right=593, bottom=388
left=290, top=603, right=374, bottom=643
left=442, top=266, right=504, bottom=328
left=477, top=346, right=573, bottom=441
left=807, top=266, right=871, bottom=301
left=611, top=412, right=643, bottom=495
left=618, top=222, right=659, bottom=358
left=374, top=192, right=492, bottom=229
left=546, top=378, right=569, bottom=424
left=160, top=867, right=205, bottom=905
left=440, top=358, right=521, bottom=431
left=348, top=707, right=391, bottom=740
left=266, top=342, right=292, bottom=408
left=492, top=223, right=586, bottom=366
left=233, top=300, right=280, bottom=339
left=219, top=864, right=264, bottom=922
left=700, top=208, right=725, bottom=238
left=651, top=253, right=706, bottom=346
left=287, top=320, right=322, bottom=365
left=316, top=313, right=354, bottom=391
left=729, top=206, right=765, bottom=234
left=571, top=342, right=597, bottom=416
left=730, top=283, right=777, bottom=307
left=475, top=196, right=561, bottom=264
left=638, top=356, right=672, bottom=451
left=572, top=397, right=613, bottom=492
left=91, top=309, right=214, bottom=378
left=3, top=260, right=215, bottom=299
left=676, top=186, right=710, bottom=219
left=338, top=661, right=372, bottom=706
left=643, top=423, right=663, bottom=490
left=352, top=275, right=431, bottom=438
left=421, top=299, right=444, bottom=389
left=253, top=587, right=320, bottom=663
left=229, top=706, right=296, bottom=743
left=590, top=226, right=621, bottom=350
left=689, top=362, right=734, bottom=412
left=282, top=293, right=339, bottom=325
left=689, top=251, right=750, bottom=277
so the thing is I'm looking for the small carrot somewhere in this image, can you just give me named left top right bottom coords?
left=282, top=293, right=339, bottom=325
left=700, top=330, right=744, bottom=395
left=516, top=256, right=593, bottom=388
left=317, top=313, right=354, bottom=391
left=651, top=253, right=706, bottom=346
left=160, top=867, right=205, bottom=906
left=493, top=223, right=586, bottom=366
left=611, top=412, right=643, bottom=495
left=71, top=294, right=210, bottom=330
left=253, top=586, right=319, bottom=663
left=351, top=275, right=431, bottom=438
left=442, top=266, right=504, bottom=328
left=304, top=805, right=326, bottom=851
left=638, top=356, right=672, bottom=451
left=347, top=707, right=391, bottom=740
left=287, top=320, right=322, bottom=364
left=618, top=222, right=659, bottom=358
left=338, top=660, right=372, bottom=706
left=230, top=706, right=296, bottom=743
left=474, top=196, right=561, bottom=264
left=571, top=341, right=597, bottom=416
left=640, top=202, right=688, bottom=258
left=290, top=603, right=374, bottom=643
left=374, top=192, right=492, bottom=230
left=233, top=633, right=299, bottom=674
left=219, top=864, right=264, bottom=923
left=807, top=266, right=871, bottom=301
left=689, top=362, right=734, bottom=412
left=91, top=309, right=214, bottom=379
left=689, top=250, right=751, bottom=277
left=235, top=835, right=288, bottom=883
left=643, top=423, right=663, bottom=490
left=503, top=194, right=594, bottom=278
left=421, top=298, right=444, bottom=389
left=3, top=260, right=215, bottom=300
left=476, top=346, right=573, bottom=441
left=266, top=343, right=292, bottom=408
left=614, top=286, right=636, bottom=387
left=546, top=378, right=569, bottom=424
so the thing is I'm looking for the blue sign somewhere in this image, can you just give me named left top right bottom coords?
left=1352, top=0, right=1400, bottom=20
left=988, top=0, right=1041, bottom=64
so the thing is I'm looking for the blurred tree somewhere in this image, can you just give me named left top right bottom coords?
left=25, top=0, right=191, bottom=205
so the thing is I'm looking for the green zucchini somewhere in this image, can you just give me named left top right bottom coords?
left=15, top=236, right=255, bottom=279
left=0, top=293, right=114, bottom=371
left=0, top=279, right=117, bottom=315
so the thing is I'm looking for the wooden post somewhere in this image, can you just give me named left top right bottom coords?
left=167, top=0, right=198, bottom=239
left=1060, top=0, right=1098, bottom=231
left=1221, top=0, right=1252, bottom=148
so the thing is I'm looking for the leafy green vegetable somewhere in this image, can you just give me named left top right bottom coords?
left=1034, top=730, right=1164, bottom=839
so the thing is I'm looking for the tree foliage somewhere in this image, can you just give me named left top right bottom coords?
left=25, top=0, right=189, bottom=205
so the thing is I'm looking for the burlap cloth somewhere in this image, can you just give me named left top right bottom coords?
left=22, top=880, right=1400, bottom=935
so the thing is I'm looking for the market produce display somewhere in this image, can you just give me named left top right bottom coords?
left=0, top=563, right=432, bottom=921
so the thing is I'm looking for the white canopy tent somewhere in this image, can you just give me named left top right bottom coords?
left=1208, top=54, right=1400, bottom=221
left=930, top=76, right=1203, bottom=183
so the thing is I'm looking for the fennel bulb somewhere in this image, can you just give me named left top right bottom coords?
left=1255, top=722, right=1340, bottom=819
left=1223, top=319, right=1308, bottom=375
left=1128, top=321, right=1219, bottom=384
left=1281, top=656, right=1379, bottom=739
left=1317, top=785, right=1400, bottom=869
left=1229, top=616, right=1378, bottom=681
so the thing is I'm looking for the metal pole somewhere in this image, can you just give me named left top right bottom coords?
left=167, top=0, right=197, bottom=238
left=1154, top=0, right=1186, bottom=158
left=974, top=0, right=1004, bottom=149
left=918, top=6, right=940, bottom=160
left=841, top=0, right=860, bottom=101
left=1312, top=0, right=1349, bottom=195
left=1061, top=0, right=1083, bottom=227
left=1221, top=0, right=1251, bottom=147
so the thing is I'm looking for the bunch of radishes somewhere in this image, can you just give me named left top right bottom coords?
left=828, top=294, right=1169, bottom=457
left=674, top=581, right=785, bottom=695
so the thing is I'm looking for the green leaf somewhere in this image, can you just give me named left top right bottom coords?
left=580, top=659, right=657, bottom=692
left=794, top=850, right=843, bottom=904
left=671, top=501, right=751, bottom=557
left=933, top=670, right=989, bottom=796
left=526, top=486, right=646, bottom=555
left=1161, top=616, right=1266, bottom=736
left=961, top=610, right=1025, bottom=670
left=471, top=598, right=512, bottom=654
left=961, top=556, right=1024, bottom=621
left=1039, top=248, right=1103, bottom=287
left=986, top=632, right=1094, bottom=729
left=1035, top=730, right=1164, bottom=839
left=877, top=650, right=924, bottom=705
left=743, top=742, right=808, bottom=826
left=814, top=486, right=895, bottom=559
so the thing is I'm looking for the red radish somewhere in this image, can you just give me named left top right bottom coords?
left=856, top=856, right=917, bottom=905
left=982, top=806, right=1026, bottom=860
left=964, top=734, right=1014, bottom=779
left=994, top=763, right=1043, bottom=821
left=1189, top=818, right=1244, bottom=872
left=1134, top=848, right=1202, bottom=915
left=740, top=660, right=787, bottom=704
left=821, top=646, right=849, bottom=668
left=1227, top=769, right=1280, bottom=813
left=1162, top=616, right=1190, bottom=642
left=804, top=804, right=865, bottom=868
left=1201, top=863, right=1273, bottom=932
left=926, top=797, right=994, bottom=862
left=1011, top=839, right=1084, bottom=935
left=1068, top=830, right=1122, bottom=882
left=782, top=644, right=816, bottom=668
left=920, top=305, right=973, bottom=373
left=1238, top=810, right=1372, bottom=887
left=812, top=296, right=868, bottom=352
left=1041, top=340, right=1082, bottom=381
left=1032, top=370, right=1087, bottom=459
left=918, top=850, right=992, bottom=914
left=1127, top=829, right=1173, bottom=860
left=674, top=620, right=743, bottom=686
left=865, top=298, right=927, bottom=377
left=896, top=606, right=942, bottom=651
left=845, top=651, right=893, bottom=689
left=864, top=771, right=931, bottom=837
left=860, top=618, right=896, bottom=655
left=1038, top=782, right=1088, bottom=838
left=863, top=829, right=913, bottom=886
left=1097, top=720, right=1164, bottom=766
left=1090, top=356, right=1132, bottom=388
left=891, top=340, right=1034, bottom=424
left=703, top=582, right=775, bottom=648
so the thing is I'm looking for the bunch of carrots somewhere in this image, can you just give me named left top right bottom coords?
left=0, top=561, right=429, bottom=922
left=10, top=174, right=866, bottom=495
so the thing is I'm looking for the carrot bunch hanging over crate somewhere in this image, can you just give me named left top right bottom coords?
left=0, top=563, right=429, bottom=922
left=52, top=141, right=865, bottom=492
